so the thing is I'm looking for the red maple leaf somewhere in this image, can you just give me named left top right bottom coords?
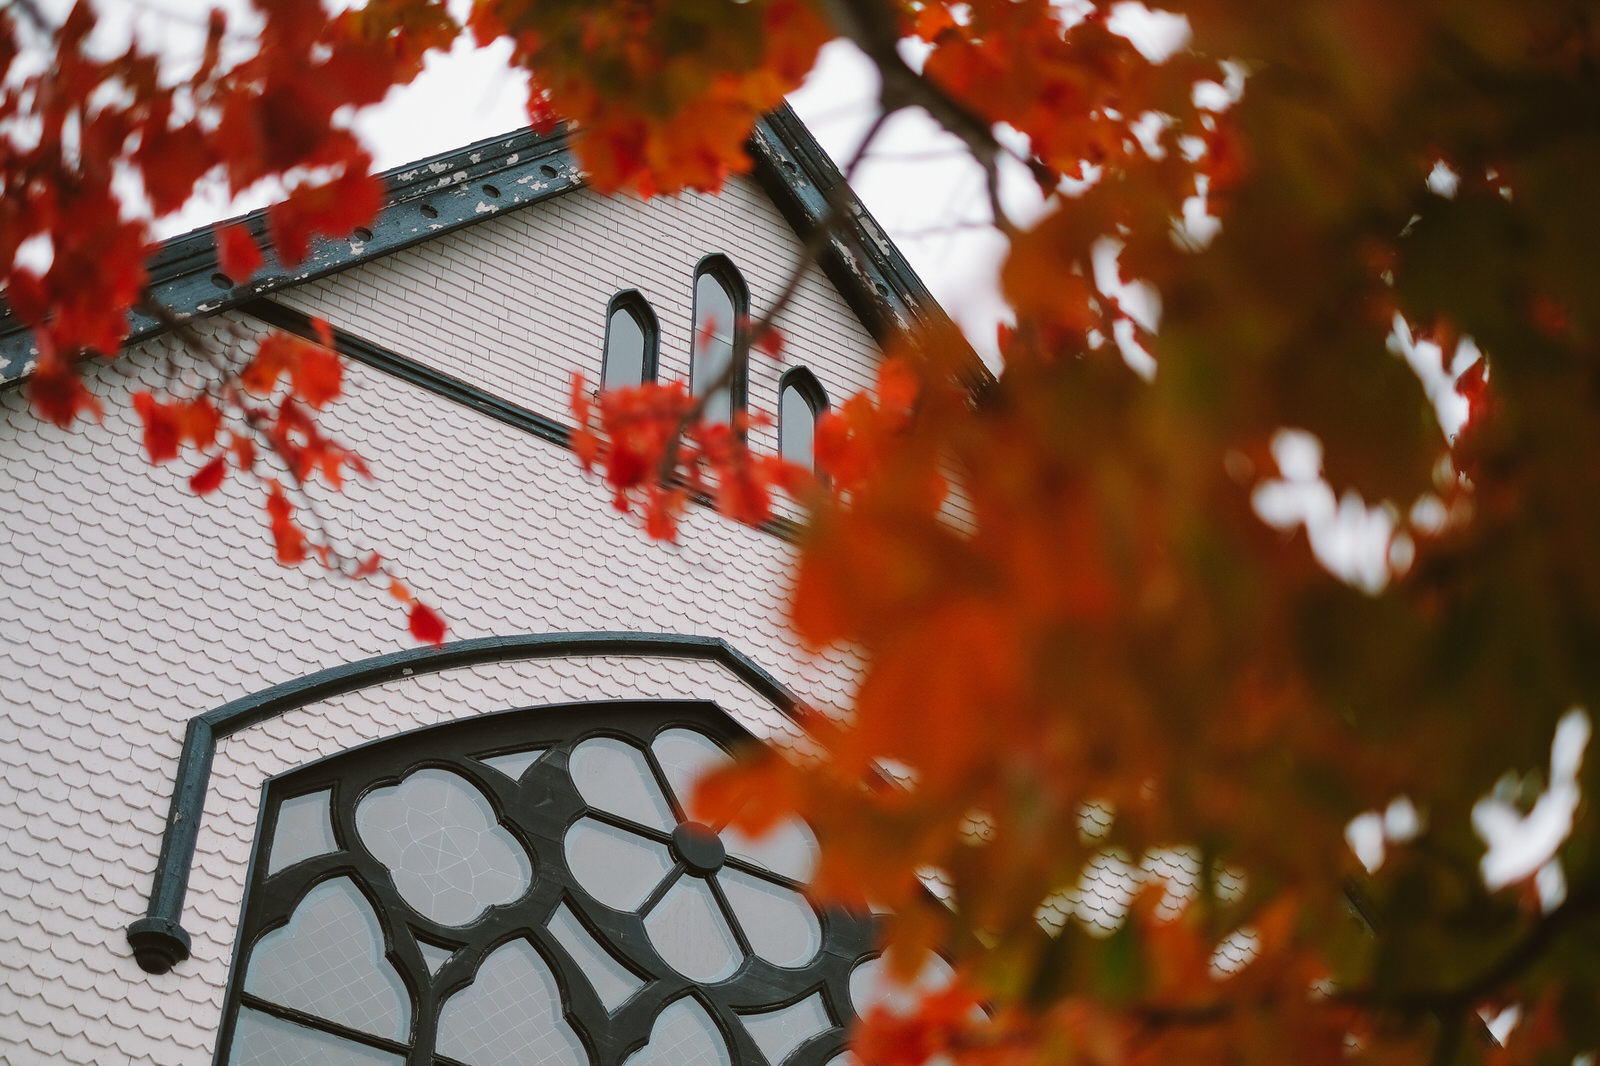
left=290, top=345, right=343, bottom=408
left=215, top=223, right=264, bottom=284
left=190, top=455, right=228, bottom=495
left=408, top=602, right=447, bottom=645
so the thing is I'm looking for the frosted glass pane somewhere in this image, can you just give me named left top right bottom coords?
left=477, top=748, right=546, bottom=783
left=622, top=997, right=731, bottom=1066
left=780, top=386, right=815, bottom=470
left=739, top=993, right=831, bottom=1066
left=693, top=273, right=737, bottom=426
left=244, top=878, right=409, bottom=1041
left=848, top=954, right=956, bottom=1017
left=268, top=790, right=338, bottom=876
left=416, top=941, right=454, bottom=976
left=569, top=738, right=675, bottom=830
left=227, top=1006, right=403, bottom=1066
left=604, top=307, right=647, bottom=389
left=719, top=868, right=820, bottom=968
left=564, top=817, right=673, bottom=911
left=644, top=875, right=740, bottom=983
left=356, top=768, right=531, bottom=927
left=436, top=939, right=589, bottom=1066
left=721, top=817, right=819, bottom=883
left=650, top=728, right=732, bottom=814
left=547, top=902, right=645, bottom=1012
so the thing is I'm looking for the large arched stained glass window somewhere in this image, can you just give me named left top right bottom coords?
left=690, top=257, right=748, bottom=427
left=602, top=291, right=659, bottom=391
left=218, top=700, right=881, bottom=1066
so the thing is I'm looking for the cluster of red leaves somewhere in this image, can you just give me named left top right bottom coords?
left=2, top=0, right=454, bottom=428
left=915, top=1, right=1217, bottom=184
left=570, top=372, right=813, bottom=539
left=129, top=319, right=444, bottom=644
left=685, top=315, right=1546, bottom=1066
left=467, top=0, right=831, bottom=195
left=1, top=0, right=459, bottom=640
left=842, top=889, right=1371, bottom=1066
left=906, top=0, right=1236, bottom=367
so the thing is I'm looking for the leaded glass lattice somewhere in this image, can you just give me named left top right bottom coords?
left=220, top=700, right=878, bottom=1066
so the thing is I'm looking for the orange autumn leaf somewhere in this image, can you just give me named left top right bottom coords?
left=132, top=392, right=181, bottom=464
left=263, top=482, right=307, bottom=565
left=215, top=222, right=263, bottom=284
left=290, top=344, right=343, bottom=408
left=242, top=333, right=299, bottom=396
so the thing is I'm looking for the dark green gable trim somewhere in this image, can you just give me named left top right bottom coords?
left=748, top=105, right=992, bottom=392
left=1, top=129, right=582, bottom=381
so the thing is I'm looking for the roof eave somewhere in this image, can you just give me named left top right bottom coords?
left=0, top=108, right=993, bottom=393
left=749, top=104, right=993, bottom=392
left=0, top=126, right=583, bottom=382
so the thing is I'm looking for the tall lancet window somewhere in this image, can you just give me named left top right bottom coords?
left=602, top=291, right=659, bottom=390
left=690, top=256, right=748, bottom=427
left=778, top=368, right=828, bottom=473
left=216, top=700, right=910, bottom=1066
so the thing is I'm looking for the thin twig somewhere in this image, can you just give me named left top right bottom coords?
left=819, top=0, right=1020, bottom=236
left=653, top=106, right=898, bottom=482
left=134, top=295, right=377, bottom=579
left=888, top=219, right=998, bottom=241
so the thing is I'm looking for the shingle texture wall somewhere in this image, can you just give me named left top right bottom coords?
left=0, top=177, right=876, bottom=1065
left=277, top=176, right=882, bottom=465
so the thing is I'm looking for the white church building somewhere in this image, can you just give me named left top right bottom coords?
left=0, top=107, right=986, bottom=1066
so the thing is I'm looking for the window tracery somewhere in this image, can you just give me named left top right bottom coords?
left=219, top=701, right=878, bottom=1066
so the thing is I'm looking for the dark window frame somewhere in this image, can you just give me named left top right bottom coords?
left=601, top=290, right=660, bottom=390
left=689, top=254, right=750, bottom=425
left=214, top=699, right=876, bottom=1066
left=777, top=367, right=828, bottom=473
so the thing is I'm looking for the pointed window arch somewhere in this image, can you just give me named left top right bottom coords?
left=601, top=290, right=659, bottom=390
left=778, top=367, right=828, bottom=472
left=690, top=256, right=748, bottom=426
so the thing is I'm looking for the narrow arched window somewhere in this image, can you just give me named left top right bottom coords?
left=690, top=256, right=748, bottom=426
left=601, top=291, right=659, bottom=390
left=778, top=367, right=828, bottom=472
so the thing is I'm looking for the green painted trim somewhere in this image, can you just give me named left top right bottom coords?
left=243, top=299, right=573, bottom=451
left=1, top=128, right=582, bottom=380
left=126, top=631, right=801, bottom=974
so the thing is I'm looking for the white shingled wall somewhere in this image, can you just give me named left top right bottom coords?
left=0, top=177, right=876, bottom=1065
left=276, top=177, right=883, bottom=466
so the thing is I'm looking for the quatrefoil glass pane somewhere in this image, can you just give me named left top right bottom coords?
left=356, top=768, right=531, bottom=926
